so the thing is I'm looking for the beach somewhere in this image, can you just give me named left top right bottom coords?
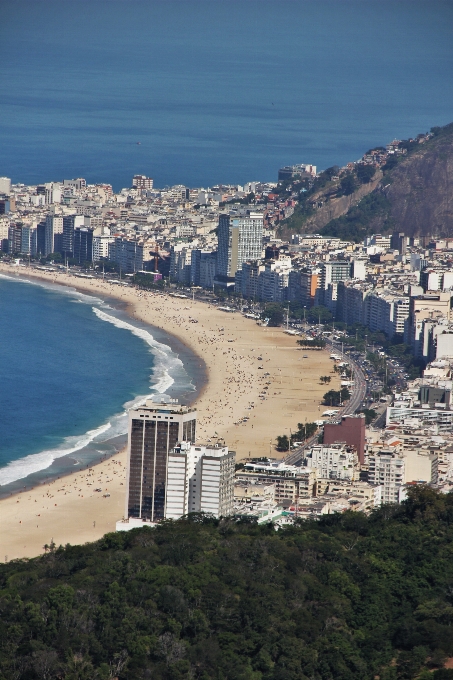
left=0, top=264, right=339, bottom=560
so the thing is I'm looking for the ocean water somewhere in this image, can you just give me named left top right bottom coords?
left=0, top=0, right=452, bottom=189
left=0, top=275, right=199, bottom=493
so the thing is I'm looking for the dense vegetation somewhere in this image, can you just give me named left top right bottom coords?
left=276, top=422, right=318, bottom=451
left=319, top=191, right=393, bottom=243
left=2, top=488, right=453, bottom=679
left=322, top=386, right=350, bottom=406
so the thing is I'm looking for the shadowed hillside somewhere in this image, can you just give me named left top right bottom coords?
left=2, top=488, right=453, bottom=679
left=280, top=122, right=453, bottom=242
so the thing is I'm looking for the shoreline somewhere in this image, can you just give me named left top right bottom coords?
left=0, top=263, right=340, bottom=559
left=0, top=269, right=207, bottom=498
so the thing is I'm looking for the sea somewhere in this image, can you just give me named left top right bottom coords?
left=0, top=0, right=452, bottom=190
left=0, top=274, right=203, bottom=496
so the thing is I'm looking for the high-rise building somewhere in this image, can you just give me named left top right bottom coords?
left=0, top=217, right=9, bottom=252
left=73, top=227, right=94, bottom=264
left=62, top=215, right=84, bottom=257
left=216, top=211, right=263, bottom=285
left=323, top=414, right=366, bottom=464
left=165, top=442, right=235, bottom=519
left=390, top=231, right=407, bottom=255
left=368, top=451, right=405, bottom=504
left=8, top=225, right=22, bottom=253
left=20, top=226, right=31, bottom=255
left=36, top=221, right=46, bottom=256
left=109, top=237, right=144, bottom=273
left=132, top=175, right=154, bottom=190
left=93, top=233, right=114, bottom=261
left=63, top=178, right=86, bottom=192
left=44, top=214, right=63, bottom=256
left=124, top=400, right=197, bottom=523
left=288, top=268, right=321, bottom=308
left=0, top=177, right=11, bottom=195
left=44, top=182, right=62, bottom=205
left=0, top=198, right=11, bottom=215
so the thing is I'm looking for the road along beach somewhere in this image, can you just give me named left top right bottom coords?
left=0, top=263, right=339, bottom=559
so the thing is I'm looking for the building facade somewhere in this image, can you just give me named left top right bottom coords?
left=166, top=442, right=235, bottom=519
left=217, top=211, right=263, bottom=283
left=109, top=238, right=144, bottom=273
left=125, top=400, right=197, bottom=523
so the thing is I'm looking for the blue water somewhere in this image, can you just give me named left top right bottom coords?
left=0, top=0, right=452, bottom=190
left=0, top=275, right=197, bottom=490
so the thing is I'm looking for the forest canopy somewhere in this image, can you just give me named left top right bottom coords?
left=2, top=487, right=453, bottom=680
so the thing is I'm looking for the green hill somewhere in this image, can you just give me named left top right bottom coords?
left=280, top=122, right=453, bottom=242
left=2, top=487, right=453, bottom=679
left=321, top=123, right=453, bottom=241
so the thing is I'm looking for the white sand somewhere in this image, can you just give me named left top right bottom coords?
left=0, top=264, right=339, bottom=559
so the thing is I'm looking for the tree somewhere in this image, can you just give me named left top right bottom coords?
left=297, top=337, right=326, bottom=349
left=307, top=305, right=332, bottom=324
left=360, top=409, right=377, bottom=425
left=323, top=389, right=341, bottom=406
left=383, top=154, right=399, bottom=172
left=262, top=303, right=284, bottom=327
left=276, top=435, right=289, bottom=451
left=295, top=422, right=317, bottom=441
left=320, top=376, right=331, bottom=384
left=340, top=173, right=356, bottom=196
left=356, top=164, right=375, bottom=184
left=322, top=388, right=349, bottom=406
left=323, top=165, right=340, bottom=179
left=44, top=252, right=62, bottom=263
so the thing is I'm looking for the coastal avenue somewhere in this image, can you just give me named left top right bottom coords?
left=284, top=344, right=367, bottom=467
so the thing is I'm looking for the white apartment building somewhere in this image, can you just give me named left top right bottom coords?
left=258, top=257, right=292, bottom=302
left=93, top=234, right=114, bottom=261
left=365, top=291, right=409, bottom=337
left=45, top=214, right=63, bottom=256
left=368, top=451, right=405, bottom=504
left=217, top=211, right=263, bottom=281
left=386, top=406, right=453, bottom=431
left=304, top=444, right=359, bottom=481
left=0, top=216, right=9, bottom=246
left=44, top=182, right=62, bottom=205
left=0, top=177, right=11, bottom=195
left=236, top=461, right=318, bottom=503
left=165, top=442, right=235, bottom=519
left=132, top=175, right=154, bottom=190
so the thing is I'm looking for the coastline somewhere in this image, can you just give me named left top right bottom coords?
left=0, top=270, right=206, bottom=498
left=0, top=263, right=340, bottom=559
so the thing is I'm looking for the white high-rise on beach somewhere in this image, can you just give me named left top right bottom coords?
left=117, top=400, right=235, bottom=531
left=165, top=442, right=235, bottom=519
left=216, top=210, right=263, bottom=284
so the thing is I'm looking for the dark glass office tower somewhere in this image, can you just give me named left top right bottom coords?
left=126, top=401, right=197, bottom=522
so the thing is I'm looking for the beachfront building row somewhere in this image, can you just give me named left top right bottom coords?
left=117, top=400, right=235, bottom=531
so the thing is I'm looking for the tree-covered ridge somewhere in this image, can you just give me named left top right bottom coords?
left=320, top=121, right=453, bottom=241
left=319, top=191, right=393, bottom=243
left=2, top=488, right=453, bottom=680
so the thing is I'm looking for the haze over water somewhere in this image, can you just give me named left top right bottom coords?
left=1, top=0, right=452, bottom=190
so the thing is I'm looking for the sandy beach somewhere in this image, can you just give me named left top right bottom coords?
left=0, top=264, right=339, bottom=559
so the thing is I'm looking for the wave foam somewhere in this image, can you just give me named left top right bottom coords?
left=92, top=307, right=180, bottom=394
left=0, top=278, right=194, bottom=488
left=0, top=422, right=112, bottom=487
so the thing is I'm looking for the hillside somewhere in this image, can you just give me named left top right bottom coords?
left=320, top=123, right=453, bottom=242
left=2, top=487, right=453, bottom=680
left=280, top=122, right=453, bottom=242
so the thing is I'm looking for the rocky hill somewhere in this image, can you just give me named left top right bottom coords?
left=281, top=122, right=453, bottom=242
left=382, top=124, right=453, bottom=237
